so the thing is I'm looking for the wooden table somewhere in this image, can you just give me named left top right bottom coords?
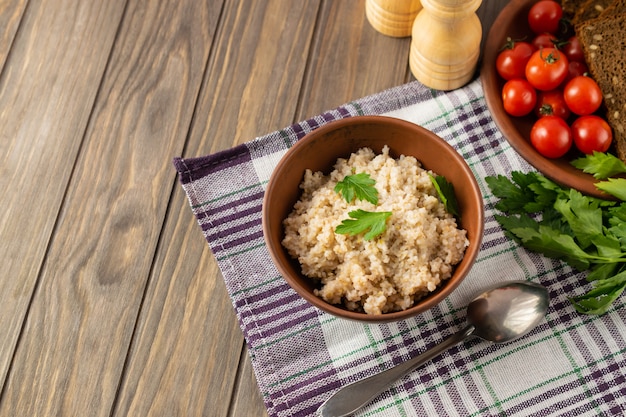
left=0, top=1, right=508, bottom=415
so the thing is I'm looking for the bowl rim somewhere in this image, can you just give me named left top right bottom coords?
left=262, top=115, right=484, bottom=322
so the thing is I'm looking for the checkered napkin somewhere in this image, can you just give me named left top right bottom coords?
left=173, top=77, right=626, bottom=417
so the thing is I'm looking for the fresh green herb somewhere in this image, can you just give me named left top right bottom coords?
left=486, top=171, right=626, bottom=315
left=596, top=178, right=626, bottom=201
left=570, top=268, right=626, bottom=315
left=486, top=171, right=564, bottom=213
left=429, top=174, right=460, bottom=217
left=334, top=170, right=459, bottom=241
left=334, top=172, right=378, bottom=205
left=571, top=151, right=626, bottom=179
left=335, top=209, right=392, bottom=241
left=571, top=152, right=626, bottom=201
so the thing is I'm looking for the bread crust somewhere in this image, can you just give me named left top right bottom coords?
left=572, top=0, right=614, bottom=23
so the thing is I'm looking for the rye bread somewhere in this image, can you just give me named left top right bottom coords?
left=600, top=0, right=626, bottom=15
left=562, top=0, right=590, bottom=20
left=576, top=13, right=626, bottom=162
left=573, top=0, right=615, bottom=23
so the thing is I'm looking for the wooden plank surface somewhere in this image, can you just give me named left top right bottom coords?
left=0, top=0, right=511, bottom=415
left=296, top=0, right=413, bottom=120
left=0, top=0, right=127, bottom=393
left=189, top=0, right=322, bottom=151
left=0, top=0, right=27, bottom=69
left=0, top=0, right=214, bottom=414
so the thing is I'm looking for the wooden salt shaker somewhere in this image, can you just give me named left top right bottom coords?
left=410, top=0, right=482, bottom=90
left=365, top=0, right=423, bottom=38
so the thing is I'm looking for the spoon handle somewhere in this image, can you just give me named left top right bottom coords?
left=318, top=325, right=475, bottom=417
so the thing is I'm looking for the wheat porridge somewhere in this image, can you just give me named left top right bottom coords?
left=281, top=146, right=469, bottom=315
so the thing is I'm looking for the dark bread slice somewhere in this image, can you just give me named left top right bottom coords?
left=576, top=13, right=626, bottom=162
left=600, top=0, right=626, bottom=15
left=573, top=0, right=615, bottom=23
left=562, top=0, right=592, bottom=20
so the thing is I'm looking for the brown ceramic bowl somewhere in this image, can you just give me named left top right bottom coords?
left=481, top=0, right=610, bottom=199
left=262, top=116, right=484, bottom=322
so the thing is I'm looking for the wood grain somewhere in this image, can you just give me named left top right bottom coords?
left=0, top=0, right=214, bottom=414
left=191, top=0, right=322, bottom=152
left=296, top=0, right=412, bottom=120
left=0, top=0, right=27, bottom=70
left=0, top=0, right=127, bottom=393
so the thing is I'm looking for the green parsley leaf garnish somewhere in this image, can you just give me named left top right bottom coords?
left=429, top=174, right=460, bottom=217
left=570, top=268, right=626, bottom=315
left=486, top=171, right=626, bottom=315
left=485, top=172, right=561, bottom=214
left=571, top=151, right=626, bottom=180
left=334, top=172, right=378, bottom=205
left=596, top=178, right=626, bottom=201
left=553, top=189, right=603, bottom=249
left=335, top=209, right=392, bottom=241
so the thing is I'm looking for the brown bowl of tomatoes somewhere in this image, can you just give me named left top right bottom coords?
left=481, top=0, right=613, bottom=198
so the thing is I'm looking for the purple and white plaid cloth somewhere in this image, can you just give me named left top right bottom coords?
left=174, top=77, right=626, bottom=417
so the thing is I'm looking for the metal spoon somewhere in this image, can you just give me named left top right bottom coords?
left=318, top=280, right=549, bottom=417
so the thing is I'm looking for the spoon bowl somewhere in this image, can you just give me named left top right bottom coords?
left=468, top=281, right=549, bottom=343
left=318, top=280, right=549, bottom=417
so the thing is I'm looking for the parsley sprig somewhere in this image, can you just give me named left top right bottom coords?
left=335, top=209, right=392, bottom=241
left=572, top=152, right=626, bottom=201
left=334, top=172, right=388, bottom=240
left=429, top=174, right=460, bottom=217
left=486, top=171, right=626, bottom=315
left=571, top=151, right=626, bottom=180
left=334, top=172, right=378, bottom=204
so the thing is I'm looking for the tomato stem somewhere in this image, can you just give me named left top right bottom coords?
left=539, top=48, right=562, bottom=64
left=499, top=36, right=528, bottom=51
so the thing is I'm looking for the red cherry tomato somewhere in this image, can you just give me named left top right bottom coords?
left=563, top=60, right=589, bottom=85
left=496, top=39, right=536, bottom=80
left=562, top=36, right=585, bottom=62
left=502, top=79, right=537, bottom=117
left=571, top=115, right=613, bottom=154
left=563, top=75, right=603, bottom=115
left=532, top=32, right=558, bottom=50
left=525, top=48, right=569, bottom=91
left=530, top=116, right=572, bottom=158
left=534, top=89, right=571, bottom=119
left=528, top=0, right=563, bottom=34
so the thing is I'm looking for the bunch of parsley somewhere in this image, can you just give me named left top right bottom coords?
left=485, top=152, right=626, bottom=315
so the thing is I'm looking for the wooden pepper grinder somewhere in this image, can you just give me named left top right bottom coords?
left=365, top=0, right=423, bottom=38
left=410, top=0, right=482, bottom=90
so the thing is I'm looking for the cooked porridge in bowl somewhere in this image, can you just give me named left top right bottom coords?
left=281, top=146, right=469, bottom=315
